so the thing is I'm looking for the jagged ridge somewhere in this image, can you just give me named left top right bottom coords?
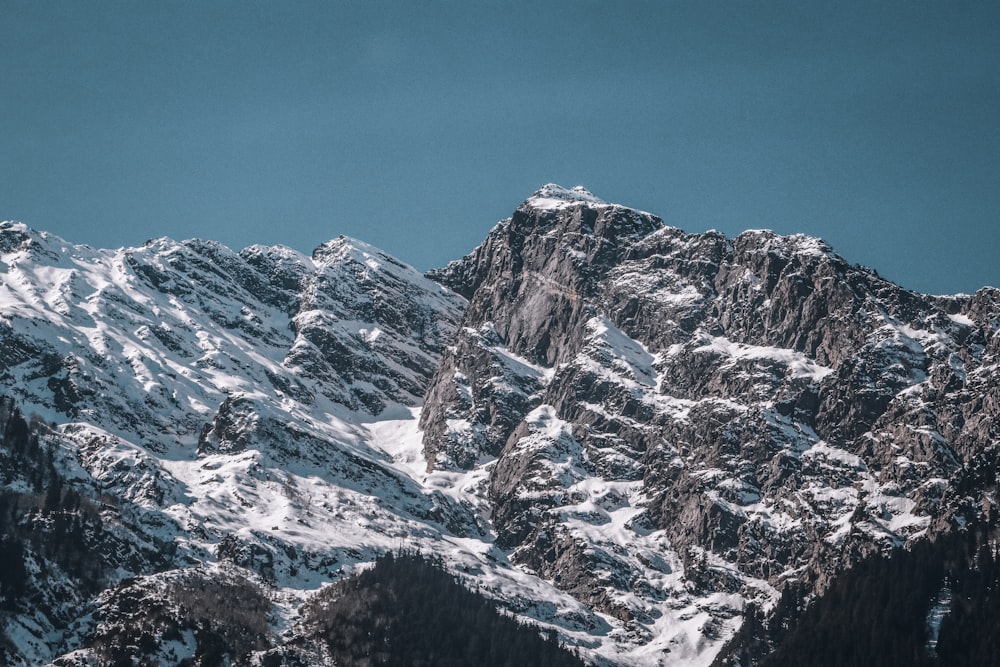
left=1, top=183, right=998, bottom=667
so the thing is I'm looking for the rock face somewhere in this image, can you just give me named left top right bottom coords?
left=420, top=184, right=1000, bottom=641
left=1, top=186, right=999, bottom=667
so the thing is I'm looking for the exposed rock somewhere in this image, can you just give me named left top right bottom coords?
left=420, top=185, right=1000, bottom=643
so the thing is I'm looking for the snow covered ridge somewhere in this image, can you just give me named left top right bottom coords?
left=1, top=186, right=1000, bottom=667
left=0, top=222, right=476, bottom=663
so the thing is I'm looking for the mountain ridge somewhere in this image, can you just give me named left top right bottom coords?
left=1, top=186, right=998, bottom=666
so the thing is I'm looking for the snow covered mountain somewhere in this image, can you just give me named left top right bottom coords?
left=1, top=185, right=998, bottom=666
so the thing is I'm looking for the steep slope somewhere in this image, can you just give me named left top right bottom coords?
left=421, top=184, right=1000, bottom=663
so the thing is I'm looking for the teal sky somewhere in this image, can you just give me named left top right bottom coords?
left=2, top=0, right=998, bottom=294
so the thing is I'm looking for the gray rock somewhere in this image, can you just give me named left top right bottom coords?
left=421, top=184, right=1000, bottom=626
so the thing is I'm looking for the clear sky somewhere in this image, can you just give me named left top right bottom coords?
left=2, top=1, right=998, bottom=295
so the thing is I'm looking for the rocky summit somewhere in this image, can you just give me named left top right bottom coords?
left=1, top=186, right=998, bottom=666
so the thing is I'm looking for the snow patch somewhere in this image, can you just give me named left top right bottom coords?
left=524, top=183, right=608, bottom=211
left=694, top=335, right=834, bottom=382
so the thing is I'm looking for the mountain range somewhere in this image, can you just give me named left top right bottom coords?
left=1, top=184, right=998, bottom=666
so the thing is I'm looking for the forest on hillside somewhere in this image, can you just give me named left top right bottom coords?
left=290, top=549, right=588, bottom=667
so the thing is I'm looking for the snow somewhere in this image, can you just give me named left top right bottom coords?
left=948, top=312, right=974, bottom=326
left=925, top=580, right=952, bottom=655
left=483, top=324, right=556, bottom=383
left=801, top=441, right=866, bottom=470
left=524, top=183, right=608, bottom=211
left=159, top=629, right=198, bottom=665
left=694, top=335, right=835, bottom=382
left=736, top=230, right=834, bottom=261
left=787, top=234, right=835, bottom=258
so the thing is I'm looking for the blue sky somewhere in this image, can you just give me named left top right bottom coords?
left=2, top=0, right=998, bottom=294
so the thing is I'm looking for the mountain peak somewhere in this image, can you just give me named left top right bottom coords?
left=0, top=221, right=33, bottom=254
left=522, top=183, right=607, bottom=211
left=311, top=234, right=406, bottom=270
left=0, top=220, right=71, bottom=260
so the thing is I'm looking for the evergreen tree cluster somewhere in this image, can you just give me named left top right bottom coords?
left=933, top=526, right=1000, bottom=666
left=0, top=398, right=110, bottom=663
left=0, top=402, right=105, bottom=593
left=717, top=518, right=1000, bottom=667
left=295, top=550, right=588, bottom=667
left=757, top=540, right=944, bottom=667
